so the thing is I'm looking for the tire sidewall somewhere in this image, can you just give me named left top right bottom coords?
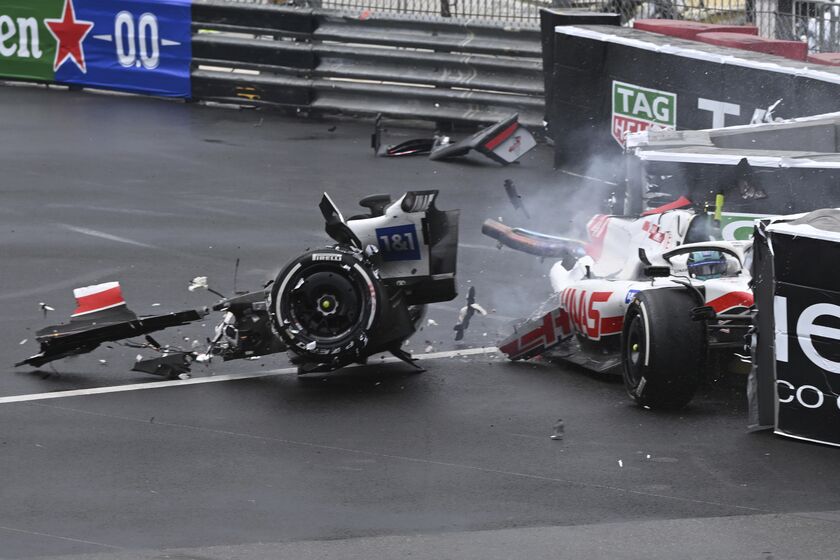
left=270, top=247, right=381, bottom=362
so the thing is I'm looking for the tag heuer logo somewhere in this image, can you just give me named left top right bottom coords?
left=612, top=81, right=677, bottom=147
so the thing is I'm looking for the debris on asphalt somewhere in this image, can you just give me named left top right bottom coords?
left=427, top=319, right=439, bottom=327
left=98, top=359, right=107, bottom=365
left=19, top=339, right=27, bottom=345
left=39, top=302, right=54, bottom=317
left=133, top=352, right=193, bottom=379
left=504, top=179, right=531, bottom=219
left=618, top=460, right=624, bottom=468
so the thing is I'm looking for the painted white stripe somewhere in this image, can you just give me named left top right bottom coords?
left=93, top=34, right=113, bottom=42
left=73, top=281, right=120, bottom=299
left=59, top=224, right=156, bottom=249
left=0, top=347, right=499, bottom=405
left=161, top=39, right=181, bottom=46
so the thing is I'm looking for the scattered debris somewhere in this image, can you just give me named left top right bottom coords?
left=19, top=339, right=27, bottom=345
left=427, top=319, right=439, bottom=327
left=503, top=179, right=530, bottom=219
left=424, top=345, right=434, bottom=353
left=151, top=303, right=161, bottom=307
left=618, top=459, right=624, bottom=468
left=39, top=302, right=54, bottom=317
left=98, top=359, right=107, bottom=366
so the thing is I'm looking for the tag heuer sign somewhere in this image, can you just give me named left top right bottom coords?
left=612, top=81, right=677, bottom=147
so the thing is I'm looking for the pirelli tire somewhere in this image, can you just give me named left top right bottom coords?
left=270, top=248, right=383, bottom=365
left=621, top=288, right=705, bottom=410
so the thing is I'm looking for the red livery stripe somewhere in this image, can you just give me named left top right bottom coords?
left=72, top=284, right=126, bottom=317
left=707, top=291, right=754, bottom=313
left=483, top=122, right=519, bottom=150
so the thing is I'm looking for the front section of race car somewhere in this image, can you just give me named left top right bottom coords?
left=494, top=205, right=754, bottom=410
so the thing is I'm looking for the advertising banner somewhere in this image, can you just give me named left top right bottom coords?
left=766, top=211, right=840, bottom=447
left=0, top=0, right=191, bottom=97
left=549, top=25, right=840, bottom=174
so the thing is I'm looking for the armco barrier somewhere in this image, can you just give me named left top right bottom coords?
left=0, top=0, right=544, bottom=127
left=190, top=1, right=545, bottom=126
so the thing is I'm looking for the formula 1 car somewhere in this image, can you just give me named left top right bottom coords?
left=18, top=191, right=459, bottom=377
left=485, top=199, right=754, bottom=410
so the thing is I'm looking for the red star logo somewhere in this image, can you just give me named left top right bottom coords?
left=45, top=0, right=94, bottom=74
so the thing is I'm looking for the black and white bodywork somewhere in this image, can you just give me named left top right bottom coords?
left=17, top=192, right=459, bottom=377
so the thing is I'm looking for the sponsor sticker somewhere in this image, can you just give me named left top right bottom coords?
left=375, top=224, right=421, bottom=262
left=625, top=289, right=639, bottom=304
left=612, top=80, right=677, bottom=147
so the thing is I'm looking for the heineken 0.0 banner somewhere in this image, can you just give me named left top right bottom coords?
left=0, top=0, right=191, bottom=96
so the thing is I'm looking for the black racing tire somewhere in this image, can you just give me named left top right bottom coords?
left=621, top=288, right=705, bottom=410
left=270, top=248, right=383, bottom=365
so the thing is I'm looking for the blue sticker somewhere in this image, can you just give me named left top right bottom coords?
left=625, top=289, right=639, bottom=304
left=55, top=0, right=192, bottom=97
left=376, top=224, right=421, bottom=262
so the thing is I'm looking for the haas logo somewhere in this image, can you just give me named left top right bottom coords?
left=775, top=296, right=840, bottom=374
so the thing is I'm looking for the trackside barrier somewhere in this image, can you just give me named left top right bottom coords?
left=190, top=1, right=545, bottom=126
left=0, top=0, right=543, bottom=127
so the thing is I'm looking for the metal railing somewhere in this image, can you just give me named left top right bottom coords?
left=218, top=0, right=840, bottom=52
left=564, top=0, right=748, bottom=24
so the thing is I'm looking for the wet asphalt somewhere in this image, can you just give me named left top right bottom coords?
left=0, top=85, right=838, bottom=560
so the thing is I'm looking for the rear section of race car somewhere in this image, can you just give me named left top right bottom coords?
left=498, top=243, right=754, bottom=410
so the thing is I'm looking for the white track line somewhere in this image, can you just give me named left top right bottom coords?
left=0, top=347, right=500, bottom=405
left=58, top=224, right=156, bottom=249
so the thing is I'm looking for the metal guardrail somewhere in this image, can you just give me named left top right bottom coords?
left=191, top=1, right=545, bottom=126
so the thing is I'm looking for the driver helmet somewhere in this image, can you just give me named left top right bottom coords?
left=687, top=250, right=727, bottom=280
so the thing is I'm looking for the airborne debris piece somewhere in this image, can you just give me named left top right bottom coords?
left=454, top=286, right=486, bottom=341
left=503, top=179, right=530, bottom=219
left=39, top=302, right=54, bottom=317
left=372, top=113, right=536, bottom=165
left=550, top=419, right=564, bottom=440
left=482, top=219, right=587, bottom=261
left=16, top=282, right=208, bottom=369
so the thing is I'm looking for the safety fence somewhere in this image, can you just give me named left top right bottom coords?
left=191, top=1, right=545, bottom=126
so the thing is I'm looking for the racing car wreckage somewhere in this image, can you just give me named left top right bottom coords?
left=485, top=196, right=754, bottom=410
left=17, top=191, right=459, bottom=377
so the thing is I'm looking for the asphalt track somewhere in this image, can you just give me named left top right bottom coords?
left=1, top=85, right=839, bottom=560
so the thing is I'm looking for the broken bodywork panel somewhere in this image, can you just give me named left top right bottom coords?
left=372, top=113, right=536, bottom=165
left=17, top=191, right=460, bottom=378
left=17, top=282, right=207, bottom=369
